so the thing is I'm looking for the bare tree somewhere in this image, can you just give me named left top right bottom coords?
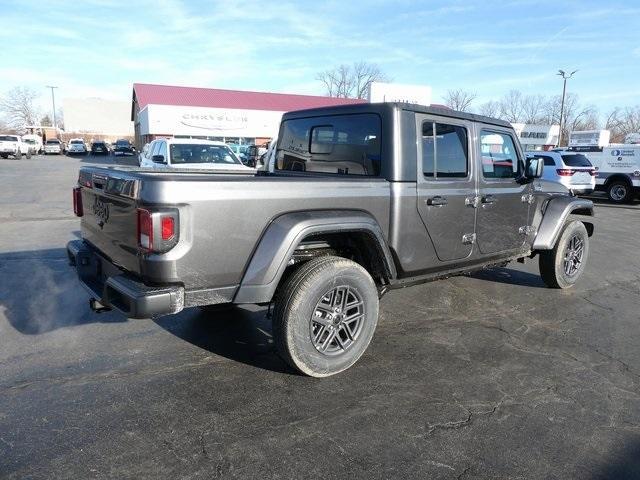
left=478, top=100, right=500, bottom=118
left=606, top=106, right=640, bottom=143
left=316, top=62, right=388, bottom=99
left=443, top=89, right=477, bottom=112
left=0, top=87, right=40, bottom=130
left=520, top=94, right=546, bottom=124
left=497, top=90, right=525, bottom=123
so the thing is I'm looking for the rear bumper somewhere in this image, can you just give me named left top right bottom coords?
left=66, top=240, right=184, bottom=318
left=570, top=187, right=595, bottom=195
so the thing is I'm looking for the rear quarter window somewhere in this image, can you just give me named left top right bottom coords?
left=561, top=154, right=592, bottom=167
left=276, top=113, right=381, bottom=176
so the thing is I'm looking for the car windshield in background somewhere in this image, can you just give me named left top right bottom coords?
left=170, top=144, right=241, bottom=165
left=24, top=139, right=36, bottom=144
left=46, top=140, right=60, bottom=144
left=0, top=136, right=18, bottom=141
left=116, top=141, right=130, bottom=146
left=562, top=154, right=592, bottom=167
left=70, top=140, right=83, bottom=144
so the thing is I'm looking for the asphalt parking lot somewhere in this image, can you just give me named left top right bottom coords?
left=1, top=154, right=639, bottom=479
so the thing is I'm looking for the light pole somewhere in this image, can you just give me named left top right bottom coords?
left=46, top=85, right=58, bottom=131
left=556, top=69, right=577, bottom=147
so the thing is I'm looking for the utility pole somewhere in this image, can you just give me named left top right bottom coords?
left=556, top=70, right=577, bottom=147
left=45, top=85, right=58, bottom=131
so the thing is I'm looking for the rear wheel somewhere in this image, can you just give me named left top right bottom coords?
left=539, top=221, right=589, bottom=289
left=272, top=256, right=379, bottom=377
left=26, top=151, right=31, bottom=159
left=607, top=180, right=633, bottom=204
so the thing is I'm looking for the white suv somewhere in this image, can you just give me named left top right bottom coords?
left=526, top=151, right=596, bottom=195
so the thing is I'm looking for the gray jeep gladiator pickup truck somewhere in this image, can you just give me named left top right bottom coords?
left=67, top=103, right=594, bottom=377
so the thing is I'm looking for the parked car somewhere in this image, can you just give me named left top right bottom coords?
left=22, top=134, right=43, bottom=154
left=67, top=103, right=594, bottom=377
left=67, top=138, right=88, bottom=155
left=245, top=144, right=268, bottom=167
left=526, top=151, right=596, bottom=196
left=139, top=138, right=253, bottom=171
left=0, top=134, right=31, bottom=159
left=91, top=141, right=109, bottom=155
left=43, top=139, right=64, bottom=155
left=113, top=139, right=135, bottom=156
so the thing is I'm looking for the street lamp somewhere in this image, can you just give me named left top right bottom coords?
left=45, top=85, right=58, bottom=131
left=556, top=69, right=577, bottom=147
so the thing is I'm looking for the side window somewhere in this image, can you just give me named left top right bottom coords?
left=539, top=155, right=555, bottom=167
left=151, top=141, right=161, bottom=157
left=480, top=130, right=521, bottom=179
left=422, top=122, right=468, bottom=179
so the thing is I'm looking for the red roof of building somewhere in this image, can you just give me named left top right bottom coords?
left=133, top=83, right=366, bottom=112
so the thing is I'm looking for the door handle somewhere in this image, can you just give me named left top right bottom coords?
left=481, top=195, right=496, bottom=205
left=426, top=196, right=448, bottom=206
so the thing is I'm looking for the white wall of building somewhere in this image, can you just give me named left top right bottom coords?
left=64, top=98, right=133, bottom=136
left=512, top=123, right=560, bottom=151
left=140, top=104, right=283, bottom=139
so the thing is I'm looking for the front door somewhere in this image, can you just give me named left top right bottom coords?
left=416, top=115, right=476, bottom=262
left=475, top=126, right=531, bottom=255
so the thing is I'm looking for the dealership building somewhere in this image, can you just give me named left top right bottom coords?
left=131, top=83, right=365, bottom=149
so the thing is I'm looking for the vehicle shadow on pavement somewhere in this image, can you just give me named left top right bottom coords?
left=470, top=266, right=547, bottom=288
left=0, top=248, right=126, bottom=334
left=592, top=439, right=640, bottom=480
left=154, top=306, right=294, bottom=375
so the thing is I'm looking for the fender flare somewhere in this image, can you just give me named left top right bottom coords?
left=233, top=210, right=396, bottom=304
left=533, top=196, right=594, bottom=250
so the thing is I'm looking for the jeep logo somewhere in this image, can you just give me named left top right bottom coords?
left=92, top=197, right=110, bottom=226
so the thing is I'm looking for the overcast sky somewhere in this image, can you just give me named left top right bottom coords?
left=1, top=0, right=639, bottom=117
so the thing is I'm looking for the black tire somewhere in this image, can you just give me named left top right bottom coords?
left=1, top=154, right=7, bottom=159
left=539, top=221, right=589, bottom=289
left=272, top=256, right=379, bottom=377
left=14, top=151, right=21, bottom=159
left=606, top=180, right=633, bottom=204
left=26, top=151, right=31, bottom=159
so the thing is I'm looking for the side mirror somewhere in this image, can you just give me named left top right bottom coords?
left=152, top=154, right=166, bottom=164
left=525, top=156, right=544, bottom=179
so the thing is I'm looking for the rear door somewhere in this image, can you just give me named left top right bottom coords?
left=475, top=127, right=531, bottom=255
left=416, top=114, right=476, bottom=261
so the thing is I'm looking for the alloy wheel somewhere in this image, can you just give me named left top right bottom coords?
left=563, top=234, right=585, bottom=277
left=310, top=286, right=365, bottom=356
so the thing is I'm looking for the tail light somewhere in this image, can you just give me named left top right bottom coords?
left=137, top=209, right=153, bottom=250
left=556, top=169, right=575, bottom=176
left=137, top=208, right=179, bottom=253
left=73, top=186, right=83, bottom=217
left=589, top=169, right=598, bottom=176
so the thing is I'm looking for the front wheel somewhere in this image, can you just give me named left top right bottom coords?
left=539, top=221, right=589, bottom=289
left=607, top=180, right=633, bottom=204
left=272, top=256, right=379, bottom=377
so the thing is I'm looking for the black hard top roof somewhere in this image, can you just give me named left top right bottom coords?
left=282, top=102, right=512, bottom=129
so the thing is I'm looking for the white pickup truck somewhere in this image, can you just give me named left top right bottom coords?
left=0, top=135, right=32, bottom=159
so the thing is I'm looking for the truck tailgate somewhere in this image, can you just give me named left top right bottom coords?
left=79, top=170, right=141, bottom=274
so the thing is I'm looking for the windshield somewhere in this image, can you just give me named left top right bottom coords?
left=116, top=140, right=130, bottom=146
left=562, top=154, right=592, bottom=167
left=70, top=140, right=83, bottom=145
left=24, top=139, right=36, bottom=144
left=46, top=140, right=60, bottom=144
left=0, top=135, right=18, bottom=141
left=169, top=144, right=242, bottom=165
